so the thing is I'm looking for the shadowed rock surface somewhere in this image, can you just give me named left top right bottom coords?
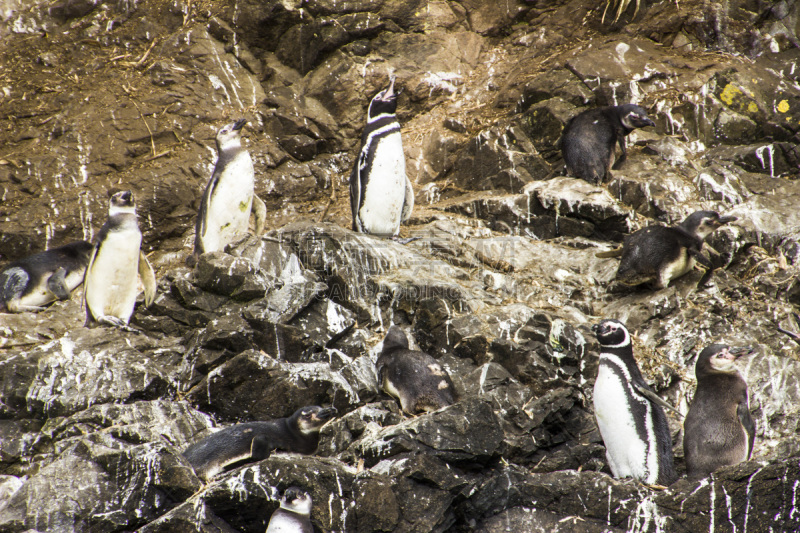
left=1, top=0, right=800, bottom=531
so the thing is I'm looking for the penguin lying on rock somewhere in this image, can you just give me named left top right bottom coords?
left=0, top=241, right=93, bottom=313
left=84, top=191, right=156, bottom=331
left=376, top=326, right=456, bottom=415
left=600, top=210, right=737, bottom=289
left=592, top=319, right=677, bottom=486
left=183, top=405, right=337, bottom=481
left=349, top=75, right=414, bottom=239
left=684, top=344, right=756, bottom=480
left=561, top=104, right=655, bottom=184
left=266, top=487, right=313, bottom=533
left=189, top=119, right=267, bottom=267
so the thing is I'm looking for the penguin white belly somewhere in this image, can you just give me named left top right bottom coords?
left=358, top=132, right=406, bottom=237
left=266, top=510, right=309, bottom=533
left=594, top=362, right=654, bottom=483
left=16, top=268, right=85, bottom=308
left=202, top=154, right=254, bottom=253
left=659, top=250, right=694, bottom=287
left=86, top=229, right=142, bottom=322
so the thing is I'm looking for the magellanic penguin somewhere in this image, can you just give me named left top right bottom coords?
left=0, top=241, right=93, bottom=313
left=684, top=344, right=756, bottom=480
left=83, top=191, right=156, bottom=329
left=266, top=487, right=313, bottom=533
left=349, top=75, right=414, bottom=238
left=612, top=210, right=737, bottom=289
left=189, top=119, right=267, bottom=266
left=183, top=405, right=337, bottom=481
left=592, top=319, right=676, bottom=486
left=561, top=104, right=655, bottom=184
left=376, top=326, right=456, bottom=415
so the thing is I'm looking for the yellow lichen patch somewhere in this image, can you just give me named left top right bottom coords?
left=777, top=99, right=790, bottom=113
left=239, top=200, right=249, bottom=211
left=720, top=83, right=742, bottom=106
left=748, top=102, right=758, bottom=113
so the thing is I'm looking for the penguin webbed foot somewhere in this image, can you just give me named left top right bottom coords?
left=7, top=301, right=48, bottom=313
left=96, top=315, right=142, bottom=334
left=391, top=236, right=421, bottom=245
left=696, top=269, right=716, bottom=289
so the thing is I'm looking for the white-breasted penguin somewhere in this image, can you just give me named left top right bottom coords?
left=376, top=325, right=456, bottom=414
left=349, top=75, right=414, bottom=238
left=592, top=319, right=676, bottom=486
left=561, top=104, right=655, bottom=184
left=613, top=210, right=737, bottom=289
left=684, top=344, right=756, bottom=480
left=0, top=241, right=93, bottom=313
left=84, top=191, right=156, bottom=329
left=266, top=487, right=313, bottom=533
left=182, top=406, right=337, bottom=481
left=190, top=119, right=267, bottom=266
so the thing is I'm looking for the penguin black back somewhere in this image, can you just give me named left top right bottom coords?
left=592, top=319, right=676, bottom=486
left=684, top=344, right=755, bottom=480
left=376, top=326, right=455, bottom=414
left=0, top=241, right=93, bottom=313
left=561, top=104, right=655, bottom=184
left=615, top=210, right=736, bottom=288
left=182, top=405, right=337, bottom=481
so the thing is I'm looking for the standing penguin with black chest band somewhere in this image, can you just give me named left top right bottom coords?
left=266, top=487, right=313, bottom=533
left=561, top=104, right=655, bottom=184
left=189, top=119, right=267, bottom=266
left=376, top=326, right=455, bottom=415
left=592, top=319, right=676, bottom=486
left=0, top=241, right=93, bottom=313
left=84, top=191, right=156, bottom=329
left=684, top=344, right=756, bottom=480
left=613, top=210, right=737, bottom=289
left=349, top=75, right=414, bottom=238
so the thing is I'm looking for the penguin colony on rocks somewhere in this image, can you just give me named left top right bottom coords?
left=0, top=71, right=773, bottom=527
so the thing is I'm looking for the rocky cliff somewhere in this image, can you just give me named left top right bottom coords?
left=1, top=0, right=800, bottom=531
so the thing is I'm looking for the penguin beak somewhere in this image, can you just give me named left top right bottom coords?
left=641, top=117, right=656, bottom=128
left=380, top=75, right=397, bottom=101
left=717, top=215, right=737, bottom=225
left=314, top=407, right=338, bottom=422
left=232, top=119, right=247, bottom=131
left=728, top=346, right=756, bottom=360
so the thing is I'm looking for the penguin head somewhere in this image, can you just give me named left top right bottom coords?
left=617, top=104, right=656, bottom=130
left=109, top=190, right=136, bottom=216
left=280, top=486, right=313, bottom=515
left=215, top=119, right=246, bottom=152
left=696, top=344, right=755, bottom=375
left=591, top=319, right=631, bottom=349
left=680, top=210, right=737, bottom=239
left=382, top=325, right=410, bottom=354
left=367, top=75, right=399, bottom=121
left=294, top=405, right=338, bottom=435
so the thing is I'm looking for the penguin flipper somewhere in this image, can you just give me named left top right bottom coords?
left=349, top=154, right=364, bottom=232
left=595, top=247, right=623, bottom=258
left=633, top=383, right=683, bottom=417
left=194, top=174, right=219, bottom=256
left=138, top=251, right=157, bottom=307
left=738, top=398, right=756, bottom=459
left=252, top=195, right=267, bottom=236
left=687, top=248, right=713, bottom=270
left=47, top=267, right=71, bottom=300
left=82, top=244, right=100, bottom=325
left=250, top=436, right=274, bottom=462
left=401, top=176, right=414, bottom=223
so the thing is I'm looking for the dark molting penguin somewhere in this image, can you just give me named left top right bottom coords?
left=266, top=487, right=313, bottom=533
left=376, top=326, right=455, bottom=414
left=84, top=191, right=156, bottom=329
left=561, top=104, right=655, bottom=184
left=684, top=344, right=756, bottom=480
left=613, top=210, right=737, bottom=289
left=349, top=75, right=414, bottom=238
left=0, top=241, right=93, bottom=313
left=183, top=406, right=337, bottom=481
left=190, top=119, right=267, bottom=266
left=592, top=319, right=676, bottom=486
